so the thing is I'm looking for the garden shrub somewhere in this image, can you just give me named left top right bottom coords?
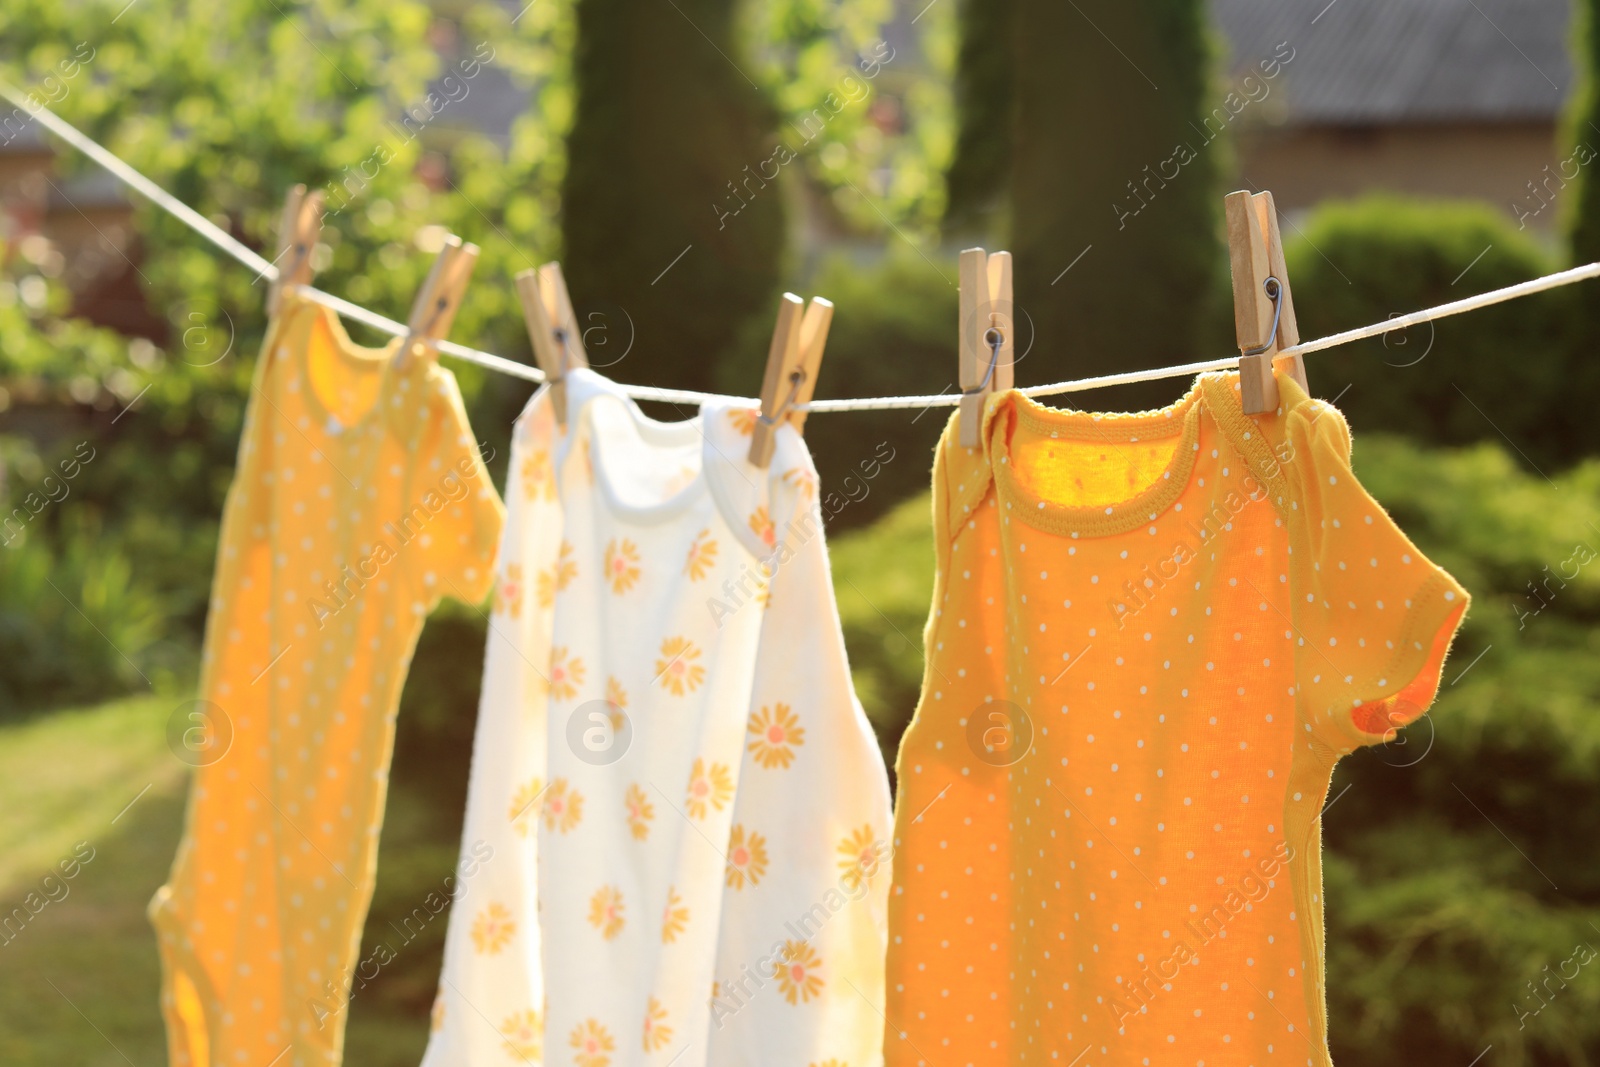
left=1286, top=196, right=1580, bottom=470
left=0, top=514, right=168, bottom=715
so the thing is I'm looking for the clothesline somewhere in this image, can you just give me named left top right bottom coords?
left=8, top=79, right=1600, bottom=414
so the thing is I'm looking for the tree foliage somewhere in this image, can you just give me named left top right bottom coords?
left=1288, top=196, right=1580, bottom=471
left=741, top=0, right=954, bottom=237
left=0, top=0, right=575, bottom=710
left=1564, top=0, right=1600, bottom=413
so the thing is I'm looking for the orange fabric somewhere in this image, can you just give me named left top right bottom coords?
left=884, top=374, right=1468, bottom=1066
left=149, top=293, right=504, bottom=1067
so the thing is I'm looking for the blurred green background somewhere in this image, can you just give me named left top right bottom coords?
left=3, top=0, right=1600, bottom=1064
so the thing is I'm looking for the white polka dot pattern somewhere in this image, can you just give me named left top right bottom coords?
left=149, top=292, right=505, bottom=1067
left=883, top=373, right=1468, bottom=1067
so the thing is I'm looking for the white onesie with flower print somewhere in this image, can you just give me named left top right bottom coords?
left=420, top=369, right=892, bottom=1067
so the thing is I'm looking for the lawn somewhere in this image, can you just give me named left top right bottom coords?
left=0, top=691, right=456, bottom=1066
left=0, top=693, right=185, bottom=1066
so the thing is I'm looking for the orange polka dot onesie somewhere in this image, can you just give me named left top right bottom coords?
left=148, top=293, right=504, bottom=1067
left=884, top=373, right=1467, bottom=1066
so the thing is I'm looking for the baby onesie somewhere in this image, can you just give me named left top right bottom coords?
left=421, top=369, right=892, bottom=1067
left=148, top=292, right=504, bottom=1067
left=884, top=373, right=1468, bottom=1066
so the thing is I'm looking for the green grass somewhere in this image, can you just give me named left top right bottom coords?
left=0, top=692, right=185, bottom=1066
left=0, top=690, right=456, bottom=1066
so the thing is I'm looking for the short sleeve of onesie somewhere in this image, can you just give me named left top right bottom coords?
left=406, top=369, right=505, bottom=608
left=1208, top=376, right=1468, bottom=752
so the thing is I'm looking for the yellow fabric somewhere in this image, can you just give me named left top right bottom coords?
left=149, top=293, right=504, bottom=1067
left=884, top=373, right=1467, bottom=1066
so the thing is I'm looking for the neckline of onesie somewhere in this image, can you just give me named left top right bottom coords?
left=561, top=369, right=712, bottom=527
left=984, top=378, right=1209, bottom=539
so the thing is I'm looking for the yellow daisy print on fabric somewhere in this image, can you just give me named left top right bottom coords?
left=570, top=1018, right=615, bottom=1067
left=430, top=995, right=445, bottom=1033
left=684, top=528, right=718, bottom=581
left=685, top=758, right=733, bottom=819
left=577, top=437, right=596, bottom=485
left=537, top=540, right=577, bottom=608
left=836, top=824, right=884, bottom=892
left=508, top=777, right=544, bottom=837
left=606, top=675, right=628, bottom=709
left=548, top=647, right=586, bottom=701
left=749, top=506, right=777, bottom=550
left=662, top=886, right=688, bottom=944
left=752, top=560, right=774, bottom=610
left=625, top=783, right=654, bottom=841
left=643, top=996, right=673, bottom=1052
left=605, top=538, right=641, bottom=594
left=542, top=778, right=584, bottom=833
left=605, top=676, right=628, bottom=734
left=772, top=940, right=825, bottom=1005
left=499, top=1008, right=542, bottom=1060
left=725, top=824, right=769, bottom=889
left=495, top=562, right=524, bottom=619
left=747, top=703, right=805, bottom=769
left=727, top=407, right=758, bottom=435
left=781, top=466, right=818, bottom=500
left=471, top=902, right=516, bottom=955
left=520, top=447, right=555, bottom=501
left=588, top=886, right=625, bottom=940
left=662, top=463, right=699, bottom=498
left=655, top=636, right=705, bottom=696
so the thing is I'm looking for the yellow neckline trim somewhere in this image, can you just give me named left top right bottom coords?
left=984, top=380, right=1209, bottom=538
left=279, top=292, right=426, bottom=437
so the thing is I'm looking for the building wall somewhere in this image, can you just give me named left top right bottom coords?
left=1236, top=122, right=1574, bottom=232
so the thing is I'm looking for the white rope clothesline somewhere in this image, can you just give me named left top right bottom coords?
left=7, top=79, right=1600, bottom=415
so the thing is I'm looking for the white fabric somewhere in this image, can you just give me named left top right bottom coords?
left=421, top=369, right=892, bottom=1067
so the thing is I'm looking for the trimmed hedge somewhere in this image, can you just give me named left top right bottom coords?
left=1286, top=196, right=1581, bottom=470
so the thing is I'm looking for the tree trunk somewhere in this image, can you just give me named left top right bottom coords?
left=1009, top=0, right=1222, bottom=408
left=943, top=0, right=1019, bottom=238
left=562, top=0, right=785, bottom=393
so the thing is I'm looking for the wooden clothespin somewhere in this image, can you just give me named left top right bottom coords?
left=269, top=184, right=325, bottom=317
left=749, top=293, right=833, bottom=467
left=1225, top=189, right=1307, bottom=415
left=516, top=262, right=590, bottom=424
left=400, top=233, right=479, bottom=367
left=957, top=247, right=1014, bottom=448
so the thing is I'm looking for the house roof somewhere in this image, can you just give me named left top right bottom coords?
left=0, top=118, right=49, bottom=154
left=1211, top=0, right=1574, bottom=125
left=47, top=169, right=128, bottom=210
